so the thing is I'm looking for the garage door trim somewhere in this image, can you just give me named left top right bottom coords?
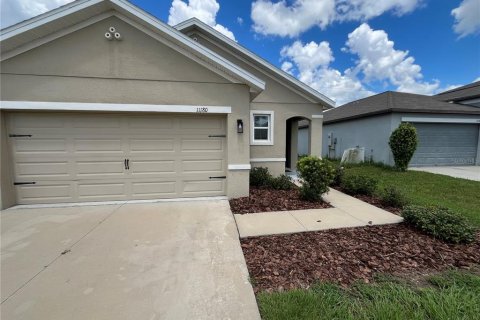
left=402, top=116, right=480, bottom=124
left=0, top=101, right=232, bottom=114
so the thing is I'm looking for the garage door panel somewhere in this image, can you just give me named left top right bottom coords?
left=411, top=123, right=478, bottom=166
left=183, top=180, right=225, bottom=195
left=15, top=161, right=71, bottom=179
left=182, top=160, right=224, bottom=173
left=131, top=181, right=177, bottom=198
left=16, top=183, right=73, bottom=203
left=181, top=139, right=224, bottom=151
left=129, top=139, right=175, bottom=153
left=13, top=138, right=68, bottom=154
left=74, top=138, right=123, bottom=153
left=77, top=182, right=127, bottom=199
left=76, top=160, right=125, bottom=178
left=129, top=160, right=176, bottom=175
left=179, top=117, right=225, bottom=130
left=8, top=112, right=227, bottom=204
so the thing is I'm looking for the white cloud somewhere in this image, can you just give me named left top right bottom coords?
left=451, top=0, right=480, bottom=38
left=251, top=0, right=335, bottom=37
left=346, top=23, right=439, bottom=95
left=251, top=0, right=422, bottom=37
left=1, top=0, right=73, bottom=28
left=280, top=40, right=374, bottom=105
left=336, top=0, right=420, bottom=21
left=168, top=0, right=235, bottom=40
left=281, top=23, right=445, bottom=105
left=280, top=40, right=334, bottom=72
left=236, top=17, right=244, bottom=25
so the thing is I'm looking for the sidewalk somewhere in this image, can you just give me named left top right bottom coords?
left=234, top=188, right=403, bottom=238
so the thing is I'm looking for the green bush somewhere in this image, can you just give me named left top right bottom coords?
left=270, top=174, right=295, bottom=190
left=389, top=123, right=418, bottom=171
left=340, top=174, right=378, bottom=196
left=380, top=186, right=408, bottom=208
left=250, top=167, right=272, bottom=187
left=402, top=205, right=476, bottom=244
left=330, top=165, right=345, bottom=187
left=297, top=156, right=335, bottom=201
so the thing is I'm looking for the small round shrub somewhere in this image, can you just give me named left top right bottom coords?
left=250, top=167, right=272, bottom=187
left=389, top=123, right=418, bottom=171
left=380, top=186, right=408, bottom=208
left=402, top=205, right=476, bottom=244
left=269, top=174, right=295, bottom=190
left=297, top=156, right=335, bottom=201
left=340, top=174, right=378, bottom=196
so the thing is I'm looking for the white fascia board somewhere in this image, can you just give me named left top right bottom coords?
left=0, top=0, right=102, bottom=40
left=110, top=0, right=265, bottom=93
left=174, top=18, right=335, bottom=108
left=250, top=158, right=286, bottom=162
left=312, top=114, right=324, bottom=118
left=401, top=116, right=480, bottom=124
left=0, top=101, right=232, bottom=114
left=228, top=164, right=251, bottom=170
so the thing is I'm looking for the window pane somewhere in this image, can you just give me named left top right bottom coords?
left=254, top=115, right=269, bottom=128
left=254, top=128, right=268, bottom=140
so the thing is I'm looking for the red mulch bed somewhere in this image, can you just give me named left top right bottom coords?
left=241, top=224, right=480, bottom=292
left=229, top=187, right=331, bottom=214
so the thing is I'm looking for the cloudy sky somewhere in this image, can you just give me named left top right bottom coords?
left=1, top=0, right=479, bottom=105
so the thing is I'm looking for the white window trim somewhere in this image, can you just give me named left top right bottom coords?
left=250, top=110, right=274, bottom=145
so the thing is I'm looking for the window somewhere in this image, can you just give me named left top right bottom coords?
left=250, top=111, right=274, bottom=145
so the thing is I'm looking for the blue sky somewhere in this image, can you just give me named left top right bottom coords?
left=2, top=0, right=479, bottom=105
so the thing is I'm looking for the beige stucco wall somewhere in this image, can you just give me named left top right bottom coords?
left=0, top=111, right=16, bottom=209
left=193, top=32, right=325, bottom=174
left=0, top=16, right=252, bottom=207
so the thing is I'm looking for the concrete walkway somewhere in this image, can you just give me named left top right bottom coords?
left=1, top=200, right=260, bottom=320
left=409, top=166, right=480, bottom=182
left=234, top=189, right=403, bottom=238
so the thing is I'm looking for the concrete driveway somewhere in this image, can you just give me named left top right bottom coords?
left=1, top=200, right=260, bottom=320
left=409, top=166, right=480, bottom=181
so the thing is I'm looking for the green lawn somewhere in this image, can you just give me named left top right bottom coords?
left=341, top=163, right=480, bottom=226
left=258, top=271, right=480, bottom=320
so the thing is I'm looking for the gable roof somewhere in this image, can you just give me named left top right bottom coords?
left=435, top=81, right=480, bottom=102
left=174, top=18, right=335, bottom=108
left=324, top=91, right=480, bottom=124
left=0, top=0, right=265, bottom=97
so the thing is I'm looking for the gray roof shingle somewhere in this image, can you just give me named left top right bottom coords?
left=435, top=81, right=480, bottom=102
left=323, top=91, right=480, bottom=124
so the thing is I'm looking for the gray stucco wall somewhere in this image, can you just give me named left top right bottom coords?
left=322, top=112, right=480, bottom=166
left=322, top=114, right=394, bottom=165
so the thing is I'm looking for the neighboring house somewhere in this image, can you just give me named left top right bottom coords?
left=320, top=91, right=480, bottom=167
left=435, top=81, right=480, bottom=107
left=0, top=0, right=333, bottom=209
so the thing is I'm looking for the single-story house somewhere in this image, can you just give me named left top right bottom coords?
left=435, top=81, right=480, bottom=107
left=0, top=0, right=334, bottom=209
left=320, top=90, right=480, bottom=166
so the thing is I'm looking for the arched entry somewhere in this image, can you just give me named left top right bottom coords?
left=286, top=116, right=311, bottom=171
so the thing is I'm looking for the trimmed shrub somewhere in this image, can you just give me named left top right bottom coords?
left=380, top=186, right=408, bottom=208
left=297, top=156, right=335, bottom=201
left=402, top=205, right=476, bottom=244
left=250, top=167, right=272, bottom=187
left=270, top=174, right=295, bottom=190
left=340, top=174, right=378, bottom=196
left=389, top=123, right=418, bottom=171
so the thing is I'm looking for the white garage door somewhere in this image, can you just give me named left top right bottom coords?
left=7, top=112, right=227, bottom=204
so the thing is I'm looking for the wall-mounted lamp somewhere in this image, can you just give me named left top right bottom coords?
left=237, top=119, right=243, bottom=133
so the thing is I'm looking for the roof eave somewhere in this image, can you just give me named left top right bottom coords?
left=175, top=18, right=335, bottom=108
